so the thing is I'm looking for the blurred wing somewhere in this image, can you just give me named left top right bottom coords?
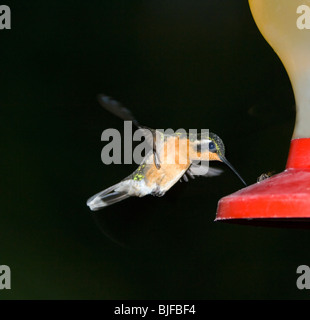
left=97, top=94, right=161, bottom=169
left=187, top=162, right=223, bottom=178
left=137, top=126, right=156, bottom=148
left=97, top=94, right=140, bottom=127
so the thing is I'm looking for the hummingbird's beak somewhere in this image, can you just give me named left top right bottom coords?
left=219, top=156, right=247, bottom=187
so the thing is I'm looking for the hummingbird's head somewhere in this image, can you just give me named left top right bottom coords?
left=207, top=132, right=226, bottom=158
left=192, top=132, right=225, bottom=161
left=191, top=132, right=247, bottom=186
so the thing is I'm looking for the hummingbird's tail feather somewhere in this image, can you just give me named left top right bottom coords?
left=87, top=182, right=130, bottom=210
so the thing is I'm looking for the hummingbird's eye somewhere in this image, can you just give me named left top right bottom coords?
left=209, top=141, right=216, bottom=152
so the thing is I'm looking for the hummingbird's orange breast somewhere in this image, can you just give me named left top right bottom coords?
left=145, top=136, right=190, bottom=188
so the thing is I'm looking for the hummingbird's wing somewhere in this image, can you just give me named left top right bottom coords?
left=183, top=162, right=223, bottom=180
left=97, top=94, right=161, bottom=169
left=97, top=94, right=140, bottom=127
left=136, top=126, right=156, bottom=148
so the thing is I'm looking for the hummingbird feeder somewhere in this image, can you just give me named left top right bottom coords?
left=216, top=0, right=310, bottom=226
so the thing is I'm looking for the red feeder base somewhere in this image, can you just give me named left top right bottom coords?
left=216, top=138, right=310, bottom=227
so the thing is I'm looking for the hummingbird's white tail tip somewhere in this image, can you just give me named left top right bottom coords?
left=87, top=182, right=131, bottom=210
left=87, top=195, right=108, bottom=211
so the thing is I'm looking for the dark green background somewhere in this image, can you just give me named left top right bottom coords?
left=1, top=0, right=307, bottom=299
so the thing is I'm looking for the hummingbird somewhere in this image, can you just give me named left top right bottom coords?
left=87, top=95, right=247, bottom=210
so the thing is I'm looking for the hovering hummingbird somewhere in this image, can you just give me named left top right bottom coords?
left=87, top=95, right=247, bottom=210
